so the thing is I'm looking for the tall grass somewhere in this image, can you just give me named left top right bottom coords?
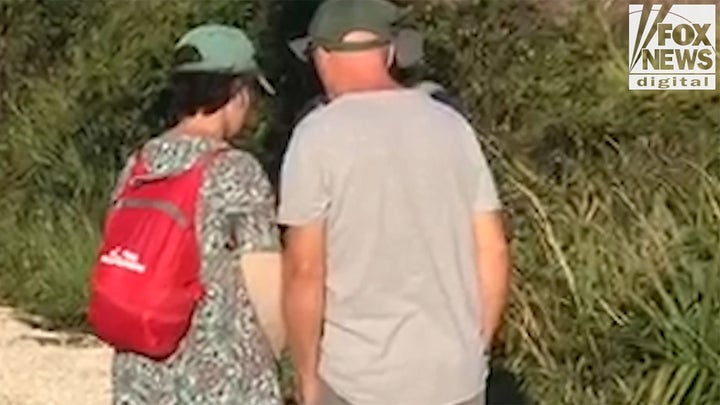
left=412, top=1, right=720, bottom=403
left=0, top=206, right=100, bottom=328
left=501, top=136, right=720, bottom=404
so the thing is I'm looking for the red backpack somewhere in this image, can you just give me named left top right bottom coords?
left=88, top=150, right=220, bottom=359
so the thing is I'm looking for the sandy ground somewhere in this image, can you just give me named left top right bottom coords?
left=0, top=307, right=111, bottom=405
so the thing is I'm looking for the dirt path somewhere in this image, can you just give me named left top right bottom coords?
left=0, top=307, right=111, bottom=405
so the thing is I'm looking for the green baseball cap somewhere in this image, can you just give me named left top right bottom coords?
left=174, top=24, right=275, bottom=95
left=289, top=0, right=423, bottom=68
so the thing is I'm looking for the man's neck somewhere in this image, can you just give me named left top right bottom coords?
left=328, top=76, right=401, bottom=99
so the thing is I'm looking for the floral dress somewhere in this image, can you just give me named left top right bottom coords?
left=111, top=134, right=283, bottom=405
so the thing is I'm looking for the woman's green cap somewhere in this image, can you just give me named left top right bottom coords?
left=174, top=24, right=275, bottom=95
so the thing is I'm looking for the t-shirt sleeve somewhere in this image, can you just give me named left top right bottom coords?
left=277, top=120, right=330, bottom=226
left=427, top=86, right=501, bottom=213
left=468, top=131, right=502, bottom=213
left=218, top=151, right=279, bottom=253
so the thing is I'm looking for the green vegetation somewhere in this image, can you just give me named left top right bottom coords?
left=1, top=1, right=718, bottom=404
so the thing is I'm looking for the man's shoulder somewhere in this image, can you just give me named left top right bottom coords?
left=293, top=94, right=329, bottom=129
left=291, top=83, right=472, bottom=138
left=293, top=96, right=332, bottom=134
left=287, top=99, right=336, bottom=154
left=411, top=81, right=469, bottom=123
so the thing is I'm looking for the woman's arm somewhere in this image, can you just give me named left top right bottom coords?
left=223, top=151, right=285, bottom=357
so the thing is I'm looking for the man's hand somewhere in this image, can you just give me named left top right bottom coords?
left=473, top=211, right=511, bottom=346
left=283, top=221, right=327, bottom=403
left=295, top=372, right=321, bottom=405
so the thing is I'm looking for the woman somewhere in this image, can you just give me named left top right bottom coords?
left=111, top=24, right=282, bottom=405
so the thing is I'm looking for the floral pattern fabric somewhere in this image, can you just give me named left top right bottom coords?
left=111, top=134, right=282, bottom=405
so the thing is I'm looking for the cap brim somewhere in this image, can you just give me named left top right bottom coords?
left=256, top=72, right=276, bottom=96
left=288, top=37, right=312, bottom=62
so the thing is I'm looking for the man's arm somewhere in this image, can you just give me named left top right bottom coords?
left=277, top=114, right=330, bottom=404
left=282, top=222, right=326, bottom=404
left=473, top=211, right=511, bottom=346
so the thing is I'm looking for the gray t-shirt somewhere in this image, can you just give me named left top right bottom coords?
left=278, top=89, right=501, bottom=405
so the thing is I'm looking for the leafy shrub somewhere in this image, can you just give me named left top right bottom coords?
left=407, top=1, right=720, bottom=403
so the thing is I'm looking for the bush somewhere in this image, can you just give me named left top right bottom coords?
left=0, top=0, right=267, bottom=327
left=408, top=1, right=720, bottom=403
left=1, top=0, right=718, bottom=404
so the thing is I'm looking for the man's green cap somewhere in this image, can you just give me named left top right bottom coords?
left=174, top=24, right=275, bottom=94
left=289, top=0, right=424, bottom=68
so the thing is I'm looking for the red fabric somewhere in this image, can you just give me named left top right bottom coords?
left=88, top=153, right=210, bottom=360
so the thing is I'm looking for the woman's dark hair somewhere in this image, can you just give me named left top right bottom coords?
left=168, top=44, right=259, bottom=121
left=168, top=72, right=249, bottom=119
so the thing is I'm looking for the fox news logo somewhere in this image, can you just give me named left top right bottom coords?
left=629, top=4, right=716, bottom=90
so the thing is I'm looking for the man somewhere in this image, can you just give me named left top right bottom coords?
left=278, top=1, right=511, bottom=404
